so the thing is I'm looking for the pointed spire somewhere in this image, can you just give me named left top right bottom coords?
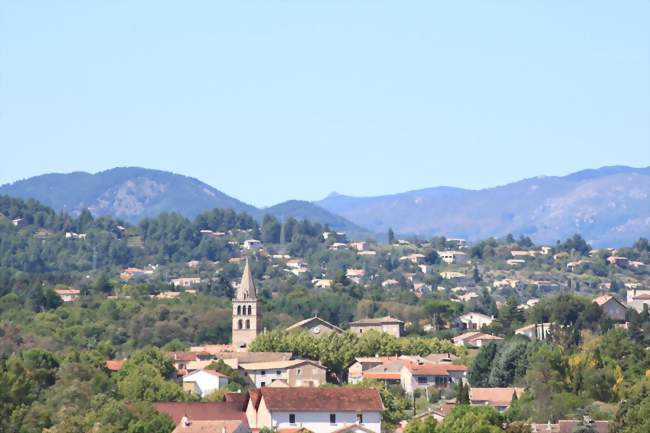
left=236, top=258, right=257, bottom=300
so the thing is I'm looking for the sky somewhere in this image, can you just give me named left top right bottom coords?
left=1, top=1, right=649, bottom=207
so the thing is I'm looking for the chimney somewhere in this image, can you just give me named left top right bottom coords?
left=222, top=427, right=227, bottom=433
left=181, top=415, right=190, bottom=427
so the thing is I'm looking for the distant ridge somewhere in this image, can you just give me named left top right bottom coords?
left=2, top=165, right=649, bottom=246
left=315, top=166, right=650, bottom=247
left=0, top=167, right=366, bottom=234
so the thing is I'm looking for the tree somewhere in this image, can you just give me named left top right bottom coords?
left=405, top=416, right=437, bottom=433
left=260, top=215, right=281, bottom=244
left=456, top=381, right=470, bottom=405
left=437, top=405, right=503, bottom=433
left=388, top=228, right=395, bottom=245
left=469, top=343, right=499, bottom=386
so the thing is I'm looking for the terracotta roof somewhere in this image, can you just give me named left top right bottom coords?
left=593, top=295, right=626, bottom=308
left=152, top=402, right=246, bottom=425
left=454, top=332, right=503, bottom=344
left=105, top=359, right=125, bottom=371
left=54, top=288, right=80, bottom=295
left=329, top=425, right=376, bottom=433
left=224, top=392, right=249, bottom=410
left=408, top=363, right=467, bottom=376
left=469, top=387, right=524, bottom=405
left=353, top=356, right=400, bottom=364
left=363, top=372, right=402, bottom=380
left=171, top=420, right=244, bottom=433
left=350, top=316, right=404, bottom=325
left=167, top=351, right=201, bottom=362
left=259, top=387, right=384, bottom=412
left=249, top=389, right=262, bottom=409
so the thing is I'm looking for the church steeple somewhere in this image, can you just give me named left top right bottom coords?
left=236, top=258, right=257, bottom=300
left=232, top=257, right=261, bottom=351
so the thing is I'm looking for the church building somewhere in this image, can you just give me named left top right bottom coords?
left=232, top=258, right=262, bottom=350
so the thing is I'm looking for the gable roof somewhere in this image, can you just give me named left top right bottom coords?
left=183, top=369, right=228, bottom=380
left=239, top=359, right=326, bottom=371
left=286, top=316, right=344, bottom=333
left=105, top=359, right=125, bottom=371
left=349, top=316, right=404, bottom=326
left=259, top=387, right=384, bottom=412
left=406, top=362, right=467, bottom=376
left=469, top=387, right=524, bottom=405
left=593, top=294, right=626, bottom=308
left=152, top=402, right=246, bottom=425
left=171, top=420, right=244, bottom=433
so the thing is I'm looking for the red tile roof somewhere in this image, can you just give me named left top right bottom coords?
left=363, top=372, right=402, bottom=380
left=408, top=363, right=467, bottom=376
left=260, top=387, right=384, bottom=412
left=152, top=402, right=246, bottom=425
left=105, top=359, right=125, bottom=371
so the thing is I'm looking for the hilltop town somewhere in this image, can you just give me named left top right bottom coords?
left=1, top=195, right=649, bottom=433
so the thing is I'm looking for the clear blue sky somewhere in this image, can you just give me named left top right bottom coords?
left=1, top=1, right=649, bottom=207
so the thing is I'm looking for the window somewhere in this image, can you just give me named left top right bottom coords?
left=248, top=305, right=252, bottom=315
left=238, top=319, right=243, bottom=329
left=417, top=376, right=428, bottom=384
left=245, top=319, right=250, bottom=329
left=260, top=381, right=266, bottom=387
left=237, top=305, right=241, bottom=315
left=289, top=414, right=296, bottom=424
left=297, top=368, right=302, bottom=375
left=261, top=370, right=266, bottom=376
left=276, top=370, right=281, bottom=375
left=330, top=414, right=336, bottom=424
left=356, top=414, right=363, bottom=424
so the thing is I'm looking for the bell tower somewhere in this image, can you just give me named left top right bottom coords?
left=232, top=258, right=262, bottom=350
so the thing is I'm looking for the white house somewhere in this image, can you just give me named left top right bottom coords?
left=182, top=369, right=229, bottom=397
left=438, top=251, right=468, bottom=265
left=453, top=331, right=503, bottom=347
left=452, top=312, right=494, bottom=331
left=627, top=289, right=650, bottom=312
left=515, top=323, right=554, bottom=341
left=243, top=239, right=263, bottom=250
left=245, top=387, right=384, bottom=433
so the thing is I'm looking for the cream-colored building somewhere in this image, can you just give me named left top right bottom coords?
left=239, top=359, right=327, bottom=388
left=349, top=316, right=404, bottom=337
left=286, top=316, right=343, bottom=337
left=593, top=295, right=627, bottom=321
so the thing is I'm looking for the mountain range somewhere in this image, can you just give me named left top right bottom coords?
left=1, top=166, right=649, bottom=246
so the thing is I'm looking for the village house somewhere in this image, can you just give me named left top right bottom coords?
left=65, top=231, right=87, bottom=239
left=54, top=288, right=80, bottom=302
left=182, top=369, right=229, bottom=397
left=167, top=351, right=215, bottom=375
left=349, top=241, right=370, bottom=251
left=312, top=278, right=333, bottom=288
left=119, top=266, right=154, bottom=281
left=172, top=419, right=248, bottom=433
left=348, top=356, right=402, bottom=384
left=419, top=264, right=434, bottom=274
left=153, top=401, right=248, bottom=432
left=329, top=242, right=348, bottom=251
left=457, top=292, right=479, bottom=303
left=493, top=278, right=521, bottom=289
left=358, top=250, right=377, bottom=257
left=239, top=359, right=327, bottom=388
left=533, top=280, right=561, bottom=292
left=593, top=294, right=627, bottom=321
left=399, top=253, right=426, bottom=264
left=286, top=316, right=343, bottom=337
left=506, top=259, right=527, bottom=267
left=243, top=239, right=263, bottom=250
left=187, top=260, right=201, bottom=268
left=440, top=271, right=465, bottom=280
left=469, top=387, right=524, bottom=411
left=452, top=312, right=494, bottom=331
left=438, top=251, right=468, bottom=265
left=245, top=387, right=384, bottom=433
left=530, top=419, right=610, bottom=433
left=607, top=256, right=629, bottom=267
left=400, top=361, right=467, bottom=394
left=515, top=323, right=554, bottom=341
left=510, top=250, right=537, bottom=258
left=346, top=268, right=366, bottom=279
left=626, top=288, right=650, bottom=312
left=171, top=277, right=202, bottom=287
left=349, top=316, right=404, bottom=337
left=381, top=279, right=400, bottom=288
left=453, top=331, right=503, bottom=347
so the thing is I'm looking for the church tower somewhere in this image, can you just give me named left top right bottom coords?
left=232, top=258, right=262, bottom=350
